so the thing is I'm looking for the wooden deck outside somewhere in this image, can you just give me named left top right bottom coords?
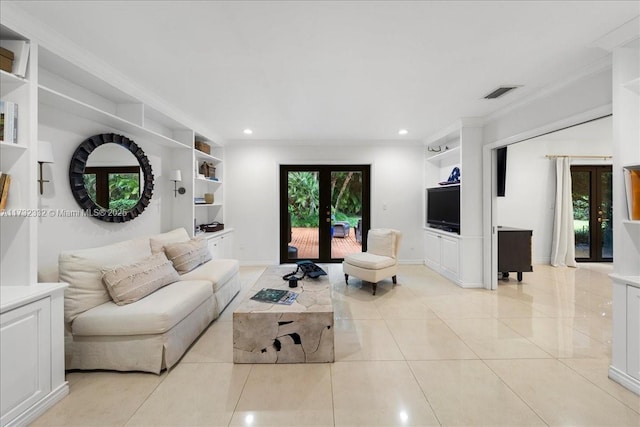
left=290, top=227, right=361, bottom=259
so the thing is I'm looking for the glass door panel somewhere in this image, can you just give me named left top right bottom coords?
left=571, top=165, right=613, bottom=262
left=287, top=171, right=319, bottom=260
left=330, top=171, right=364, bottom=259
left=599, top=170, right=613, bottom=259
left=572, top=170, right=591, bottom=259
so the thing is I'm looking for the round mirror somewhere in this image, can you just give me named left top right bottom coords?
left=69, top=133, right=154, bottom=222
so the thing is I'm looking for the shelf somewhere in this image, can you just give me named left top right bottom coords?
left=0, top=69, right=27, bottom=94
left=622, top=220, right=640, bottom=226
left=0, top=141, right=28, bottom=151
left=194, top=150, right=222, bottom=163
left=426, top=146, right=460, bottom=164
left=194, top=203, right=222, bottom=208
left=38, top=85, right=192, bottom=149
left=195, top=177, right=222, bottom=185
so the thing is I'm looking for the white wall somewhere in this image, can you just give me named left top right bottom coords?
left=225, top=142, right=424, bottom=265
left=497, top=118, right=612, bottom=264
left=37, top=104, right=176, bottom=274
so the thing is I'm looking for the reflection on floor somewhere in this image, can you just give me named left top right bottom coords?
left=32, top=262, right=640, bottom=426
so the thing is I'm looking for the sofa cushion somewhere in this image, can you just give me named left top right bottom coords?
left=179, top=258, right=239, bottom=292
left=59, top=237, right=152, bottom=323
left=164, top=237, right=212, bottom=274
left=102, top=252, right=180, bottom=306
left=367, top=229, right=396, bottom=258
left=149, top=228, right=190, bottom=254
left=72, top=280, right=213, bottom=336
left=344, top=252, right=396, bottom=270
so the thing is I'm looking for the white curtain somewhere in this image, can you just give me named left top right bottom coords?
left=550, top=157, right=577, bottom=267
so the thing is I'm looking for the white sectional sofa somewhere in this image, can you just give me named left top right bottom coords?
left=56, top=228, right=240, bottom=374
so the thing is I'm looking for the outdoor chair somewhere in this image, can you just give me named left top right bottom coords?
left=333, top=221, right=350, bottom=238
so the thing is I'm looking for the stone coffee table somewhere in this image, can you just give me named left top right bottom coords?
left=233, top=265, right=334, bottom=363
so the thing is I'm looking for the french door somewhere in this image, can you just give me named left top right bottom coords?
left=571, top=165, right=613, bottom=262
left=279, top=165, right=370, bottom=263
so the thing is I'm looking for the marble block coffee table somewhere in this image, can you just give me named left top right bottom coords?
left=233, top=265, right=334, bottom=363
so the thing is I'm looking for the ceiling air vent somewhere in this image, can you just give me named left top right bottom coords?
left=484, top=86, right=520, bottom=99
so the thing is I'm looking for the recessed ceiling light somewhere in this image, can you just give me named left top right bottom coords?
left=243, top=129, right=253, bottom=135
left=398, top=129, right=408, bottom=135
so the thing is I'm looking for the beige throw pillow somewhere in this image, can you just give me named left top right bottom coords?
left=164, top=237, right=212, bottom=274
left=367, top=229, right=396, bottom=258
left=149, top=228, right=190, bottom=254
left=102, top=252, right=180, bottom=306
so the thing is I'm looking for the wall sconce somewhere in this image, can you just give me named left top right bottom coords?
left=169, top=169, right=185, bottom=197
left=38, top=141, right=55, bottom=195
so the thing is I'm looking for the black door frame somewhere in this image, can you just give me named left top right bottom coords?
left=571, top=164, right=613, bottom=262
left=279, top=164, right=371, bottom=263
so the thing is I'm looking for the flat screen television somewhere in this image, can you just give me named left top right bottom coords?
left=426, top=185, right=460, bottom=233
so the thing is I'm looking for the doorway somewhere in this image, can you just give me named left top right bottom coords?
left=571, top=165, right=613, bottom=262
left=279, top=165, right=370, bottom=263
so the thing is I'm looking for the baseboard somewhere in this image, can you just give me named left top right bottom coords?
left=399, top=259, right=425, bottom=265
left=608, top=365, right=640, bottom=396
left=6, top=382, right=69, bottom=427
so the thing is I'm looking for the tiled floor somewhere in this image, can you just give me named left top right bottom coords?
left=32, top=263, right=640, bottom=426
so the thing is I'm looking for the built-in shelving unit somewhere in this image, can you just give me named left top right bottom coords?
left=193, top=143, right=224, bottom=230
left=0, top=25, right=37, bottom=286
left=1, top=22, right=69, bottom=426
left=609, top=33, right=640, bottom=396
left=35, top=44, right=228, bottom=239
left=423, top=118, right=483, bottom=288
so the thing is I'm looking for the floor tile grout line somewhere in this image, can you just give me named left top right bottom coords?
left=557, top=358, right=640, bottom=415
left=405, top=360, right=444, bottom=427
left=227, top=363, right=255, bottom=427
left=480, top=358, right=552, bottom=427
left=122, top=369, right=171, bottom=427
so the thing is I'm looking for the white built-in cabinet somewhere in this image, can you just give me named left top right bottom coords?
left=608, top=24, right=640, bottom=396
left=424, top=228, right=459, bottom=282
left=423, top=119, right=483, bottom=288
left=207, top=229, right=234, bottom=259
left=0, top=283, right=68, bottom=427
left=627, top=284, right=640, bottom=382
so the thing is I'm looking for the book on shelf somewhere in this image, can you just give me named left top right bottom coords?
left=0, top=40, right=29, bottom=78
left=0, top=172, right=11, bottom=210
left=194, top=197, right=206, bottom=204
left=624, top=168, right=640, bottom=221
left=0, top=100, right=18, bottom=144
left=250, top=288, right=298, bottom=305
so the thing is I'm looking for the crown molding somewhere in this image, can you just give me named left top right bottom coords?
left=592, top=15, right=640, bottom=51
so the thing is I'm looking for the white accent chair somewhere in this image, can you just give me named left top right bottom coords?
left=343, top=229, right=402, bottom=295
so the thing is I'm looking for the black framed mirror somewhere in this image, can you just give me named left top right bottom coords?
left=69, top=133, right=154, bottom=222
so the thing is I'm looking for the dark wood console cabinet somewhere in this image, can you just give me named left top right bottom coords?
left=498, top=227, right=532, bottom=282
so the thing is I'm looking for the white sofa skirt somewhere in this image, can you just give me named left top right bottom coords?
left=65, top=295, right=216, bottom=374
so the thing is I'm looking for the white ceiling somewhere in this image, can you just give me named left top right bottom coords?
left=8, top=1, right=639, bottom=143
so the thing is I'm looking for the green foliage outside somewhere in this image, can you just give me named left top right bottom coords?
left=288, top=171, right=363, bottom=228
left=83, top=173, right=140, bottom=210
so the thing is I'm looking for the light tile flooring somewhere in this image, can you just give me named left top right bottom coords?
left=32, top=263, right=639, bottom=426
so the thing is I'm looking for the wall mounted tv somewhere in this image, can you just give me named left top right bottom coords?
left=426, top=185, right=460, bottom=234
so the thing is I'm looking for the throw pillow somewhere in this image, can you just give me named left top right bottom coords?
left=102, top=252, right=180, bottom=306
left=164, top=237, right=212, bottom=274
left=367, top=229, right=396, bottom=258
left=149, top=228, right=190, bottom=254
